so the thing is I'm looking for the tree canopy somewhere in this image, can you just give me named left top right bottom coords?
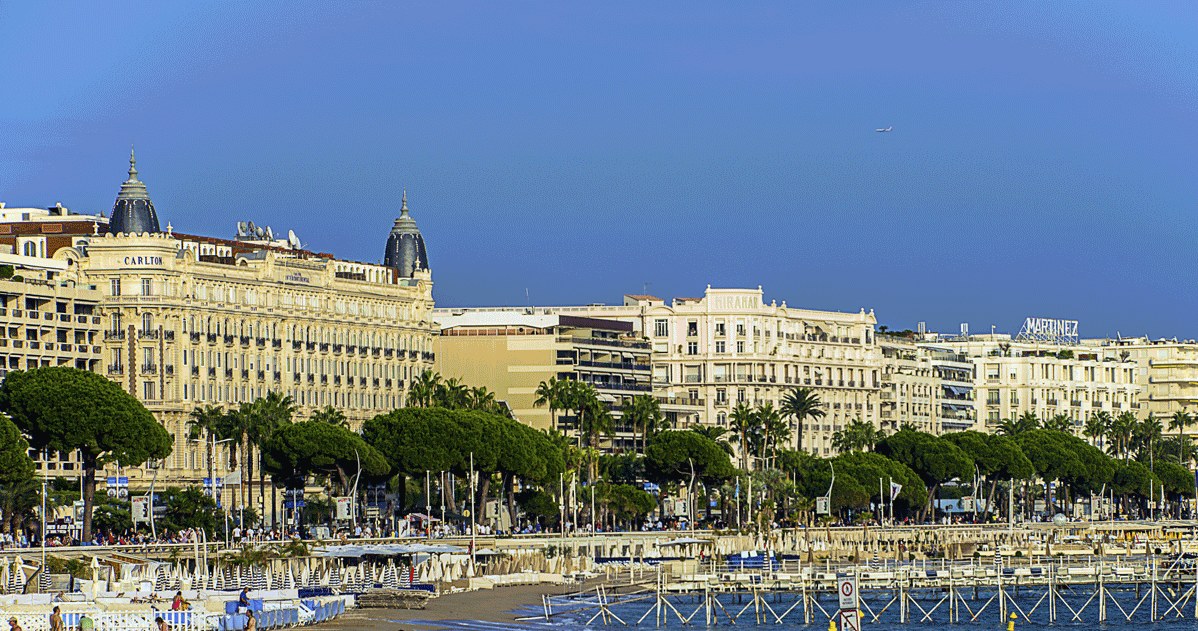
left=262, top=421, right=389, bottom=492
left=0, top=367, right=172, bottom=540
left=644, top=430, right=737, bottom=487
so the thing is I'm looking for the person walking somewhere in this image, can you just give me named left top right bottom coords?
left=155, top=616, right=170, bottom=631
left=49, top=607, right=63, bottom=631
left=245, top=610, right=257, bottom=631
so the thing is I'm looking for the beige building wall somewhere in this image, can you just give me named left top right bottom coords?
left=434, top=333, right=556, bottom=430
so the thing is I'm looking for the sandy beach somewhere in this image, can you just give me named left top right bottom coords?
left=308, top=582, right=584, bottom=630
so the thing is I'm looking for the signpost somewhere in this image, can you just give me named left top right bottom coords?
left=816, top=496, right=830, bottom=515
left=838, top=574, right=860, bottom=631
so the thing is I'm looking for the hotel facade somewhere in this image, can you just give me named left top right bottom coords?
left=438, top=287, right=883, bottom=455
left=0, top=154, right=436, bottom=496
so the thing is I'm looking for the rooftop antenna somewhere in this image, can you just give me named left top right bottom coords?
left=525, top=288, right=530, bottom=307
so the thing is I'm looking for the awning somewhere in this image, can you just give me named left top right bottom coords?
left=943, top=385, right=972, bottom=396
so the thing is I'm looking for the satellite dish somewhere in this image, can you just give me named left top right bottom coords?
left=237, top=222, right=248, bottom=236
left=265, top=226, right=274, bottom=240
left=255, top=226, right=265, bottom=238
left=247, top=221, right=257, bottom=235
left=288, top=229, right=300, bottom=248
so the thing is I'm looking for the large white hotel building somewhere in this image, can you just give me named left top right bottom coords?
left=0, top=152, right=436, bottom=494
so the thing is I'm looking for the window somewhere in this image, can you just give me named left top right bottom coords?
left=715, top=322, right=726, bottom=336
left=736, top=321, right=745, bottom=336
left=737, top=388, right=746, bottom=402
left=736, top=341, right=745, bottom=353
left=987, top=390, right=1000, bottom=404
left=653, top=319, right=668, bottom=337
left=686, top=342, right=698, bottom=355
left=686, top=321, right=698, bottom=337
left=715, top=341, right=726, bottom=353
left=141, top=278, right=152, bottom=296
left=110, top=313, right=122, bottom=333
left=112, top=348, right=122, bottom=367
left=111, top=279, right=121, bottom=297
left=141, top=313, right=152, bottom=333
left=143, top=382, right=156, bottom=400
left=716, top=389, right=727, bottom=403
left=22, top=242, right=36, bottom=257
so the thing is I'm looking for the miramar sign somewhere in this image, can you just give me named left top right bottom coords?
left=122, top=255, right=163, bottom=266
left=283, top=272, right=311, bottom=284
left=710, top=293, right=762, bottom=311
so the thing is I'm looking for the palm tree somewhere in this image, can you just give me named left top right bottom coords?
left=728, top=402, right=758, bottom=472
left=623, top=394, right=663, bottom=453
left=580, top=394, right=613, bottom=482
left=1041, top=413, right=1072, bottom=433
left=187, top=404, right=226, bottom=494
left=1134, top=414, right=1163, bottom=466
left=310, top=405, right=348, bottom=427
left=690, top=426, right=734, bottom=457
left=754, top=402, right=787, bottom=463
left=251, top=391, right=295, bottom=528
left=998, top=412, right=1040, bottom=436
left=533, top=378, right=564, bottom=429
left=1169, top=410, right=1192, bottom=464
left=1108, top=411, right=1138, bottom=461
left=434, top=377, right=469, bottom=409
left=832, top=418, right=883, bottom=453
left=1084, top=411, right=1111, bottom=449
left=780, top=387, right=825, bottom=452
left=407, top=370, right=442, bottom=408
left=467, top=386, right=499, bottom=413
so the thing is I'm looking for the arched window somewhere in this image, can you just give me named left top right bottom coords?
left=22, top=242, right=36, bottom=257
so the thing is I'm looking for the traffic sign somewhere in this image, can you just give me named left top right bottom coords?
left=838, top=574, right=859, bottom=610
left=839, top=609, right=861, bottom=631
left=816, top=496, right=830, bottom=515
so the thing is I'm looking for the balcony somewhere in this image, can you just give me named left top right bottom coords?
left=305, top=342, right=316, bottom=352
left=107, top=365, right=124, bottom=375
left=293, top=373, right=302, bottom=383
left=164, top=331, right=175, bottom=342
left=334, top=376, right=342, bottom=385
left=320, top=343, right=330, bottom=352
left=292, top=342, right=303, bottom=351
left=207, top=334, right=218, bottom=343
left=208, top=367, right=217, bottom=377
left=104, top=330, right=125, bottom=341
left=408, top=350, right=419, bottom=360
left=384, top=349, right=394, bottom=358
left=191, top=366, right=200, bottom=377
left=272, top=340, right=282, bottom=349
left=189, top=332, right=201, bottom=343
left=333, top=344, right=344, bottom=354
left=239, top=336, right=250, bottom=347
left=140, top=330, right=160, bottom=341
left=140, top=364, right=157, bottom=375
left=256, top=370, right=265, bottom=380
left=346, top=345, right=357, bottom=355
left=372, top=348, right=381, bottom=357
left=225, top=368, right=234, bottom=379
left=241, top=369, right=250, bottom=379
left=164, top=365, right=174, bottom=376
left=256, top=338, right=266, bottom=348
left=223, top=335, right=234, bottom=345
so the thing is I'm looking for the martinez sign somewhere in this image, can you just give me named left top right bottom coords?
left=1018, top=317, right=1079, bottom=344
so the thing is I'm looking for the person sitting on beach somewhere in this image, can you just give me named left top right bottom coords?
left=171, top=591, right=189, bottom=611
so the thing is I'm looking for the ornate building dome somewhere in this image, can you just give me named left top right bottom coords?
left=383, top=191, right=429, bottom=278
left=107, top=148, right=161, bottom=235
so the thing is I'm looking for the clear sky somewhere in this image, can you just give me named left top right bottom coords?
left=1, top=2, right=1195, bottom=338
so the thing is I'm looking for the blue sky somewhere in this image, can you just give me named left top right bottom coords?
left=1, top=2, right=1196, bottom=337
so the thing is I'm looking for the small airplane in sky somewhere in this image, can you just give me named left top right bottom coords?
left=875, top=126, right=893, bottom=132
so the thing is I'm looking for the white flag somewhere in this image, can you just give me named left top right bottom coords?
left=223, top=470, right=242, bottom=485
left=890, top=482, right=902, bottom=501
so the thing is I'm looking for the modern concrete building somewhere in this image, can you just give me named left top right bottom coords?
left=439, top=286, right=882, bottom=455
left=1090, top=337, right=1198, bottom=421
left=433, top=312, right=657, bottom=450
left=878, top=335, right=938, bottom=434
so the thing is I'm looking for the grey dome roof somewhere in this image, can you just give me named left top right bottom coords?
left=383, top=191, right=429, bottom=278
left=107, top=148, right=161, bottom=235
